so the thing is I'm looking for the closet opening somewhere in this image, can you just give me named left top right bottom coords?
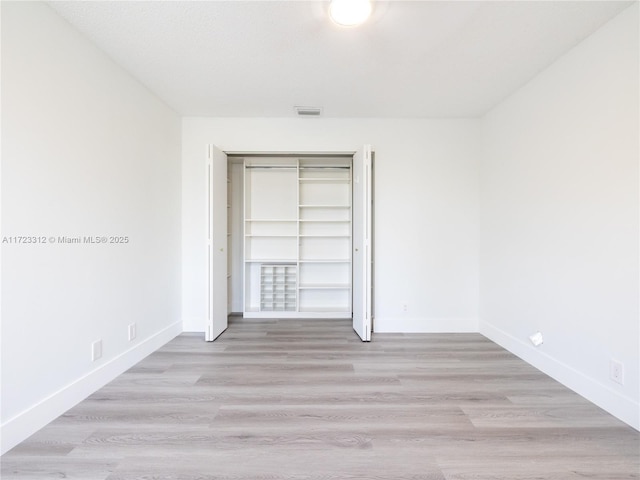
left=228, top=154, right=355, bottom=319
left=207, top=147, right=373, bottom=341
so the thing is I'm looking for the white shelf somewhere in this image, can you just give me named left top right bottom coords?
left=299, top=219, right=350, bottom=222
left=299, top=283, right=351, bottom=289
left=299, top=234, right=350, bottom=238
left=246, top=258, right=297, bottom=263
left=299, top=178, right=351, bottom=183
left=298, top=306, right=351, bottom=313
left=298, top=259, right=350, bottom=263
left=299, top=205, right=350, bottom=208
left=246, top=234, right=297, bottom=237
left=245, top=219, right=297, bottom=222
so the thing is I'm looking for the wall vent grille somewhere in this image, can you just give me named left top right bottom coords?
left=294, top=106, right=322, bottom=117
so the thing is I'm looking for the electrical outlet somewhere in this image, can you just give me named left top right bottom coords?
left=529, top=331, right=543, bottom=347
left=91, top=340, right=102, bottom=362
left=402, top=304, right=408, bottom=312
left=128, top=323, right=137, bottom=341
left=610, top=359, right=624, bottom=385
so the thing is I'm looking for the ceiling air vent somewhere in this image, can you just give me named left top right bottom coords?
left=294, top=106, right=322, bottom=117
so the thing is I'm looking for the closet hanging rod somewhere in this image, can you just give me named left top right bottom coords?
left=245, top=166, right=297, bottom=170
left=299, top=166, right=350, bottom=170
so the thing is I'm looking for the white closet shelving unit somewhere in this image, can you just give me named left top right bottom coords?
left=242, top=156, right=352, bottom=318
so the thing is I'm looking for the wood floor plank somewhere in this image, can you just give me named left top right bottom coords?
left=461, top=404, right=631, bottom=429
left=103, top=451, right=446, bottom=480
left=56, top=402, right=221, bottom=428
left=2, top=318, right=638, bottom=480
left=209, top=405, right=475, bottom=434
left=0, top=457, right=117, bottom=480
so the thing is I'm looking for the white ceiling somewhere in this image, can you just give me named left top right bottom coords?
left=48, top=1, right=634, bottom=118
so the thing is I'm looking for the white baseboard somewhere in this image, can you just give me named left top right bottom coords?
left=373, top=316, right=479, bottom=333
left=182, top=315, right=206, bottom=333
left=479, top=319, right=639, bottom=431
left=0, top=321, right=183, bottom=455
left=243, top=312, right=351, bottom=319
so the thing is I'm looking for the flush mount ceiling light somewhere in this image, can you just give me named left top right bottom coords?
left=329, top=0, right=372, bottom=27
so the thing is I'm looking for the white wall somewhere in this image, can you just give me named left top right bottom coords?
left=479, top=4, right=639, bottom=429
left=1, top=2, right=182, bottom=453
left=182, top=118, right=480, bottom=333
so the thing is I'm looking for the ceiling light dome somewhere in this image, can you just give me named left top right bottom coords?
left=329, top=0, right=372, bottom=27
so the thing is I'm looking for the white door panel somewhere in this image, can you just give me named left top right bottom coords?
left=206, top=144, right=228, bottom=341
left=352, top=145, right=372, bottom=341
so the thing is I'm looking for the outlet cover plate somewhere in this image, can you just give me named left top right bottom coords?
left=610, top=359, right=624, bottom=385
left=128, top=323, right=137, bottom=341
left=91, top=340, right=102, bottom=362
left=529, top=331, right=544, bottom=347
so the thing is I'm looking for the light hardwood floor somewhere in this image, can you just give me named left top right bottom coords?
left=2, top=318, right=639, bottom=479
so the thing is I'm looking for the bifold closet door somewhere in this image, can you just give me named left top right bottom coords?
left=206, top=144, right=228, bottom=341
left=352, top=145, right=372, bottom=341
